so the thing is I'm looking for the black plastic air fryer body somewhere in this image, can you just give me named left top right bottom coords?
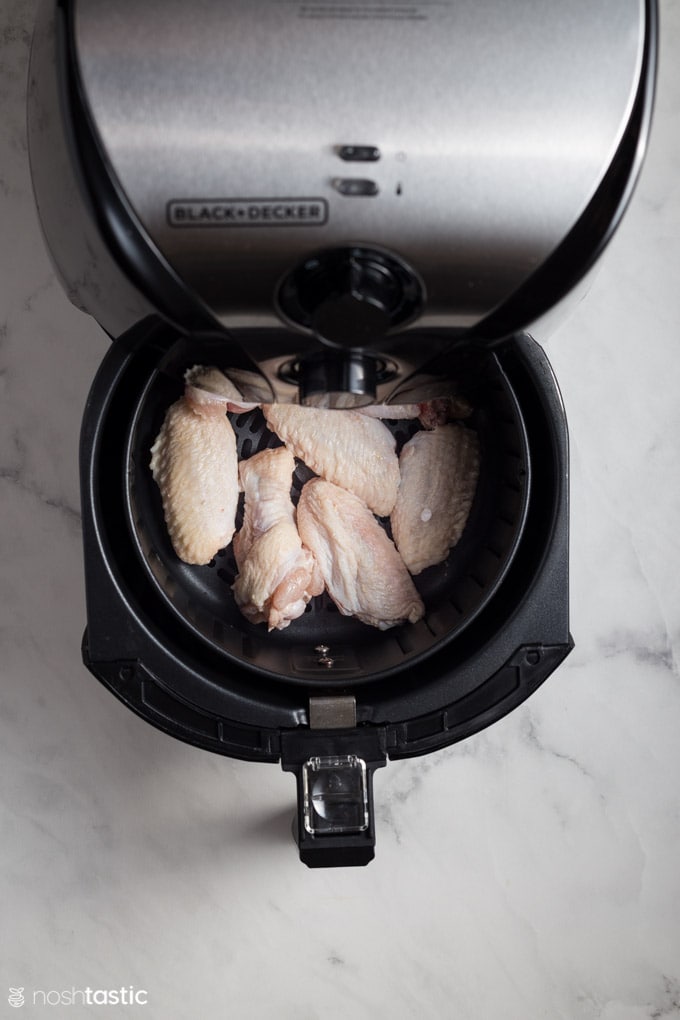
left=28, top=0, right=657, bottom=866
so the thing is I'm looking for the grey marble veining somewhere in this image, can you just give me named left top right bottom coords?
left=2, top=1, right=680, bottom=1018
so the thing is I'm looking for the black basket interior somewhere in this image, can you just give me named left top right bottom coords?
left=125, top=338, right=530, bottom=685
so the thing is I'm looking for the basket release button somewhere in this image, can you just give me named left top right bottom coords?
left=332, top=177, right=379, bottom=197
left=337, top=145, right=381, bottom=162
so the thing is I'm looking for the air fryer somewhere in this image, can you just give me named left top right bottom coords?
left=27, top=0, right=657, bottom=866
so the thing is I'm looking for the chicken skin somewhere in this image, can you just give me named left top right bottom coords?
left=391, top=424, right=480, bottom=575
left=262, top=404, right=399, bottom=516
left=184, top=364, right=259, bottom=414
left=357, top=396, right=473, bottom=426
left=232, top=447, right=323, bottom=631
left=150, top=396, right=239, bottom=565
left=297, top=477, right=424, bottom=631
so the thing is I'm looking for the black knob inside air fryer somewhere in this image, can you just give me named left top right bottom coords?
left=277, top=246, right=424, bottom=348
left=297, top=350, right=379, bottom=408
left=312, top=290, right=392, bottom=349
left=310, top=254, right=398, bottom=348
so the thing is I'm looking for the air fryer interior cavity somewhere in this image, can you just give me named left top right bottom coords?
left=125, top=335, right=530, bottom=685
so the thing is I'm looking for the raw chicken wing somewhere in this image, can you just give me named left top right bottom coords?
left=233, top=447, right=323, bottom=631
left=391, top=424, right=480, bottom=575
left=357, top=396, right=473, bottom=426
left=184, top=364, right=259, bottom=414
left=297, top=478, right=424, bottom=630
left=262, top=404, right=399, bottom=516
left=150, top=396, right=239, bottom=564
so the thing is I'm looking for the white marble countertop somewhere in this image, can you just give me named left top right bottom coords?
left=2, top=1, right=679, bottom=1017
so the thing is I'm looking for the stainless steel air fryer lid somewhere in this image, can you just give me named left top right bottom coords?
left=28, top=0, right=656, bottom=407
left=68, top=0, right=645, bottom=333
left=27, top=0, right=657, bottom=866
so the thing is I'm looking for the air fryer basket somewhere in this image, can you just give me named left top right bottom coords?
left=81, top=324, right=571, bottom=867
left=125, top=333, right=530, bottom=684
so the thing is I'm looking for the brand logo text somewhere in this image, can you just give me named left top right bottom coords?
left=167, top=198, right=328, bottom=227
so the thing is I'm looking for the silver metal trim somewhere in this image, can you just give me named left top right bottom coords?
left=309, top=695, right=357, bottom=729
